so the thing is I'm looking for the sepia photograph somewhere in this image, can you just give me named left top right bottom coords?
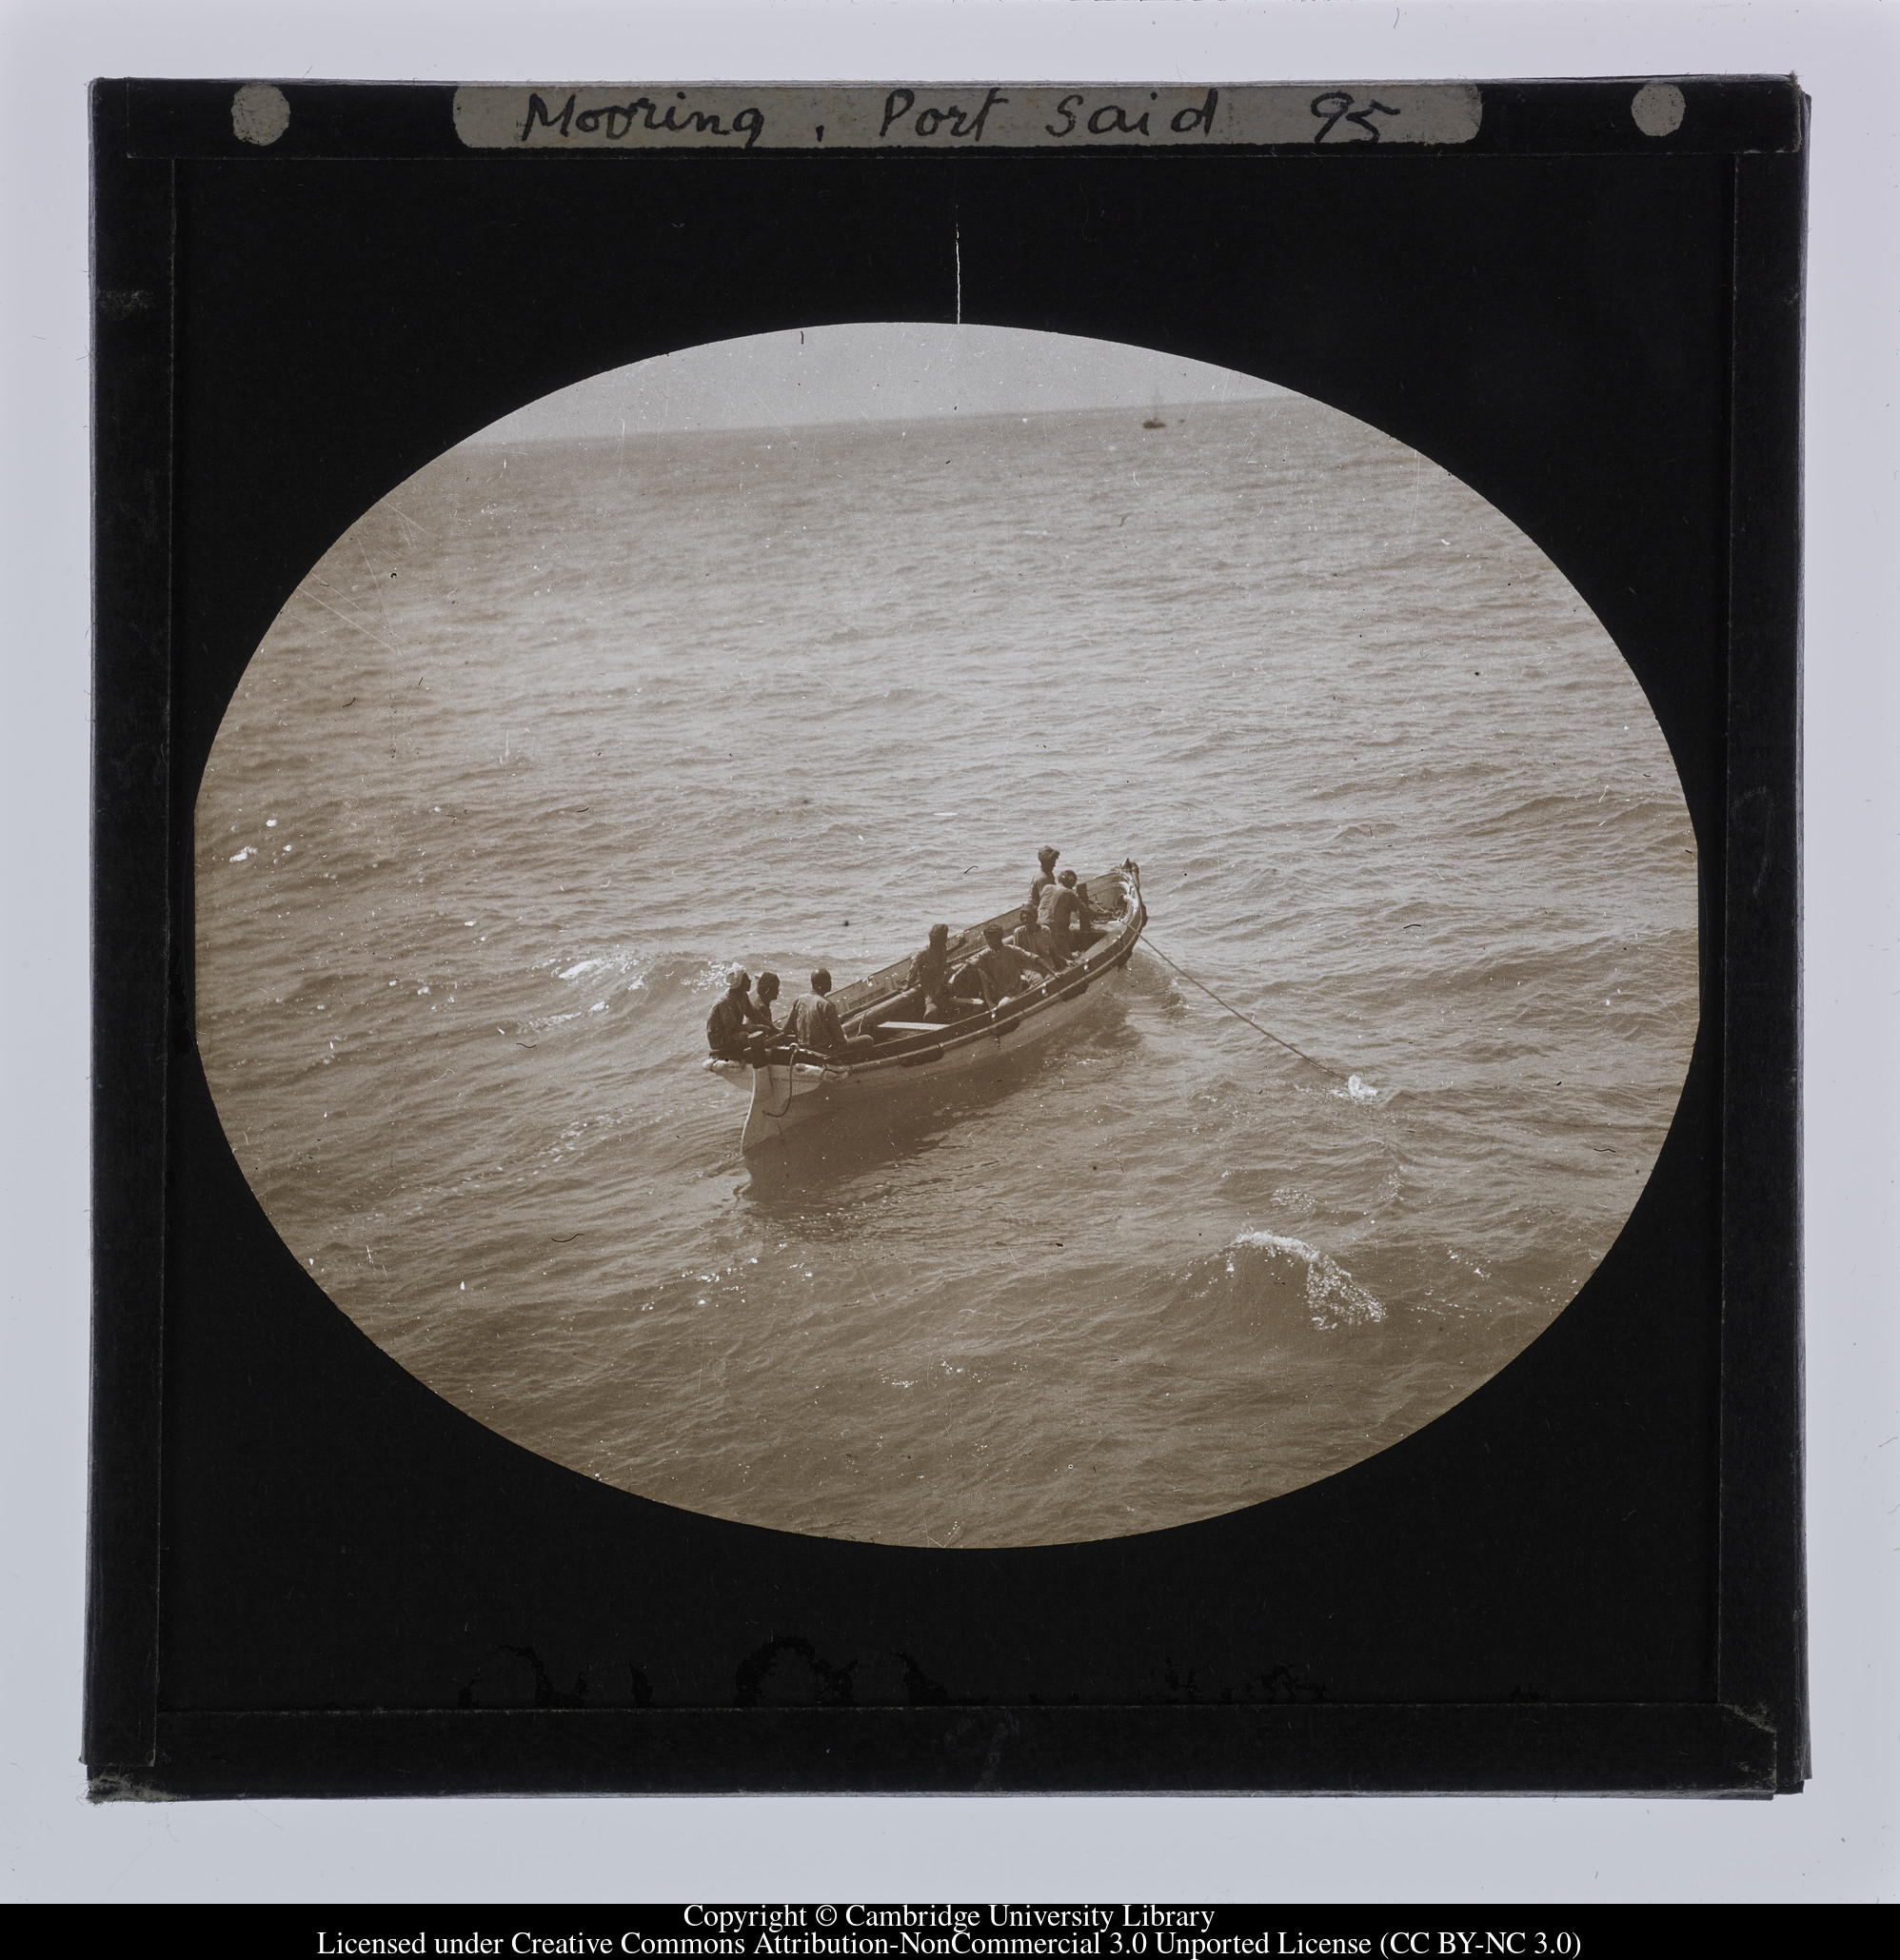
left=193, top=322, right=1698, bottom=1551
left=14, top=0, right=1882, bottom=1892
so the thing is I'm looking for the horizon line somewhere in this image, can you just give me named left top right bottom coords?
left=461, top=390, right=1292, bottom=446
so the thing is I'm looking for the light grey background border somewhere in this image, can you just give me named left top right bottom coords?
left=4, top=0, right=1894, bottom=1908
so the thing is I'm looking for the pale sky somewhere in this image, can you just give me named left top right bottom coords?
left=466, top=323, right=1288, bottom=442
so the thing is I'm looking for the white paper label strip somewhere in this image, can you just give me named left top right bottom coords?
left=451, top=84, right=1484, bottom=152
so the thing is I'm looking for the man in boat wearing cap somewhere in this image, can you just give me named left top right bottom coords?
left=1029, top=845, right=1061, bottom=909
left=786, top=969, right=881, bottom=1059
left=967, top=924, right=1048, bottom=1009
left=705, top=966, right=756, bottom=1060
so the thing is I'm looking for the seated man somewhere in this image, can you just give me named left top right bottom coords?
left=1066, top=871, right=1100, bottom=944
left=1037, top=871, right=1088, bottom=964
left=1004, top=904, right=1060, bottom=974
left=967, top=924, right=1047, bottom=1009
left=746, top=970, right=782, bottom=1033
left=906, top=923, right=960, bottom=1021
left=1029, top=844, right=1061, bottom=909
left=785, top=968, right=881, bottom=1059
left=1041, top=868, right=1099, bottom=960
left=704, top=966, right=755, bottom=1060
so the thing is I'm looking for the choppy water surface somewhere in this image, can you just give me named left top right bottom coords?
left=196, top=372, right=1697, bottom=1546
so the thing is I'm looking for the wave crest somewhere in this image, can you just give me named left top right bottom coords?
left=1231, top=1230, right=1385, bottom=1328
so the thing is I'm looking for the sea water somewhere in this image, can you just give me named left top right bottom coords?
left=195, top=393, right=1697, bottom=1547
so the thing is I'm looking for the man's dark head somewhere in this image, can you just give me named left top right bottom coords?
left=757, top=971, right=780, bottom=1000
left=1059, top=869, right=1077, bottom=887
left=984, top=925, right=1005, bottom=948
left=1039, top=846, right=1059, bottom=868
left=725, top=965, right=750, bottom=995
left=929, top=922, right=949, bottom=948
left=1019, top=905, right=1037, bottom=926
left=810, top=969, right=832, bottom=995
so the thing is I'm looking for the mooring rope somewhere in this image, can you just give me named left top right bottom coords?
left=1142, top=935, right=1335, bottom=1073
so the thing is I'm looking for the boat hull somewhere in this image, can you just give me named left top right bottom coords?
left=740, top=964, right=1121, bottom=1152
left=706, top=860, right=1147, bottom=1154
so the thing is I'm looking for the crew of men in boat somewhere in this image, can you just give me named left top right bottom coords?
left=706, top=845, right=1103, bottom=1062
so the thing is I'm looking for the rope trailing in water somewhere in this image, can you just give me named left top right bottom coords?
left=1142, top=935, right=1333, bottom=1072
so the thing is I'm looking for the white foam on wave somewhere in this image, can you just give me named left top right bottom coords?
left=552, top=948, right=654, bottom=1000
left=1233, top=1229, right=1386, bottom=1327
left=1331, top=1073, right=1381, bottom=1102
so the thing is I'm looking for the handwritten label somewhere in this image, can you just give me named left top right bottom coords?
left=450, top=83, right=1483, bottom=151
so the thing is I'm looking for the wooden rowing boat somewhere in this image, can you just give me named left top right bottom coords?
left=703, top=860, right=1148, bottom=1152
